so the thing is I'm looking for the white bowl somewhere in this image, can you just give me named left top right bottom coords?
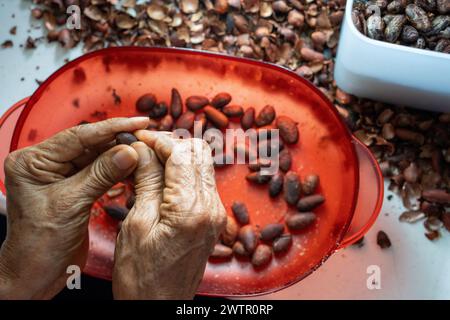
left=334, top=0, right=450, bottom=112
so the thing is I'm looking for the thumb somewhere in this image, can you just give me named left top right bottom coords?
left=72, top=145, right=138, bottom=202
left=124, top=142, right=164, bottom=230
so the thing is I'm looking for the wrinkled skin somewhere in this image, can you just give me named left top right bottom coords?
left=113, top=131, right=226, bottom=300
left=0, top=117, right=149, bottom=299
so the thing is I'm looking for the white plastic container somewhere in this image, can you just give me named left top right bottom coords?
left=335, top=0, right=450, bottom=112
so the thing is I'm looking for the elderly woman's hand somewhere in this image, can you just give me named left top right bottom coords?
left=0, top=117, right=149, bottom=299
left=112, top=131, right=226, bottom=300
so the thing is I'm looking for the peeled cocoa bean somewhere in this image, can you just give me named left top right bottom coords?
left=255, top=105, right=276, bottom=127
left=296, top=194, right=325, bottom=211
left=223, top=105, right=244, bottom=118
left=260, top=223, right=284, bottom=241
left=222, top=216, right=239, bottom=246
left=422, top=189, right=450, bottom=204
left=204, top=106, right=229, bottom=129
left=136, top=93, right=156, bottom=112
left=241, top=107, right=255, bottom=130
left=269, top=172, right=284, bottom=197
left=276, top=116, right=299, bottom=144
left=104, top=205, right=129, bottom=221
left=284, top=171, right=301, bottom=205
left=211, top=92, right=232, bottom=108
left=273, top=234, right=293, bottom=254
left=170, top=88, right=183, bottom=119
left=186, top=95, right=209, bottom=111
left=211, top=244, right=233, bottom=259
left=302, top=174, right=320, bottom=195
left=286, top=212, right=316, bottom=230
left=246, top=171, right=271, bottom=184
left=231, top=201, right=250, bottom=225
left=116, top=132, right=138, bottom=145
left=278, top=148, right=292, bottom=172
left=238, top=225, right=258, bottom=253
left=175, top=111, right=195, bottom=130
left=251, top=244, right=272, bottom=267
left=158, top=114, right=173, bottom=131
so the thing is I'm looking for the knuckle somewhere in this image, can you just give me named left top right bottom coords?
left=91, top=158, right=116, bottom=187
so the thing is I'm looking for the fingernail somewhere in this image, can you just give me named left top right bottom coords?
left=112, top=148, right=137, bottom=170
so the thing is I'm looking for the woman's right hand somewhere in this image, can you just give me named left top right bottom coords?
left=113, top=132, right=226, bottom=300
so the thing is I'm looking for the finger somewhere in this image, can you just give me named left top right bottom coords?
left=37, top=117, right=149, bottom=163
left=125, top=142, right=164, bottom=230
left=71, top=141, right=116, bottom=169
left=69, top=145, right=139, bottom=202
left=134, top=130, right=175, bottom=164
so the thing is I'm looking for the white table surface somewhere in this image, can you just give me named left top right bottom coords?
left=1, top=0, right=449, bottom=300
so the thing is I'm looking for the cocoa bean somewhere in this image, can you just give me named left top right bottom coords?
left=273, top=234, right=292, bottom=254
left=158, top=114, right=174, bottom=131
left=116, top=132, right=138, bottom=145
left=302, top=174, right=320, bottom=195
left=377, top=230, right=391, bottom=249
left=278, top=148, right=292, bottom=172
left=286, top=212, right=316, bottom=230
left=296, top=194, right=325, bottom=211
left=211, top=244, right=233, bottom=259
left=149, top=102, right=168, bottom=119
left=405, top=4, right=431, bottom=32
left=276, top=116, right=299, bottom=144
left=422, top=189, right=450, bottom=204
left=231, top=201, right=250, bottom=225
left=260, top=223, right=284, bottom=241
left=170, top=88, right=183, bottom=119
left=255, top=105, right=276, bottom=127
left=238, top=225, right=258, bottom=253
left=232, top=241, right=250, bottom=257
left=136, top=93, right=156, bottom=112
left=241, top=107, right=255, bottom=129
left=204, top=106, right=229, bottom=129
left=222, top=216, right=239, bottom=246
left=284, top=171, right=301, bottom=205
left=246, top=171, right=271, bottom=184
left=186, top=95, right=209, bottom=111
left=223, top=105, right=244, bottom=117
left=251, top=244, right=272, bottom=267
left=269, top=172, right=284, bottom=197
left=175, top=111, right=195, bottom=130
left=104, top=205, right=128, bottom=221
left=211, top=92, right=232, bottom=108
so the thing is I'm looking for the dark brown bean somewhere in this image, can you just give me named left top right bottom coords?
left=116, top=132, right=138, bottom=145
left=296, top=194, right=325, bottom=212
left=175, top=111, right=195, bottom=130
left=204, top=106, right=229, bottom=129
left=170, top=88, right=183, bottom=119
left=232, top=241, right=250, bottom=257
left=223, top=105, right=244, bottom=118
left=401, top=25, right=419, bottom=43
left=241, top=107, right=255, bottom=130
left=286, top=212, right=316, bottom=230
left=126, top=193, right=135, bottom=210
left=211, top=92, right=232, bottom=108
left=238, top=225, right=258, bottom=253
left=248, top=158, right=271, bottom=171
left=211, top=244, right=233, bottom=259
left=136, top=93, right=156, bottom=112
left=276, top=116, right=299, bottom=144
left=405, top=4, right=431, bottom=32
left=186, top=95, right=209, bottom=111
left=367, top=14, right=385, bottom=40
left=255, top=105, right=276, bottom=127
left=251, top=244, right=272, bottom=267
left=302, top=174, right=320, bottom=195
left=284, top=171, right=301, bottom=205
left=260, top=223, right=284, bottom=241
left=278, top=148, right=292, bottom=172
left=422, top=189, right=450, bottom=204
left=273, top=234, right=292, bottom=254
left=231, top=201, right=250, bottom=225
left=395, top=128, right=425, bottom=145
left=384, top=14, right=406, bottom=43
left=158, top=114, right=173, bottom=131
left=246, top=171, right=271, bottom=184
left=376, top=230, right=391, bottom=249
left=269, top=172, right=284, bottom=197
left=222, top=216, right=239, bottom=246
left=104, top=205, right=128, bottom=221
left=149, top=102, right=168, bottom=119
